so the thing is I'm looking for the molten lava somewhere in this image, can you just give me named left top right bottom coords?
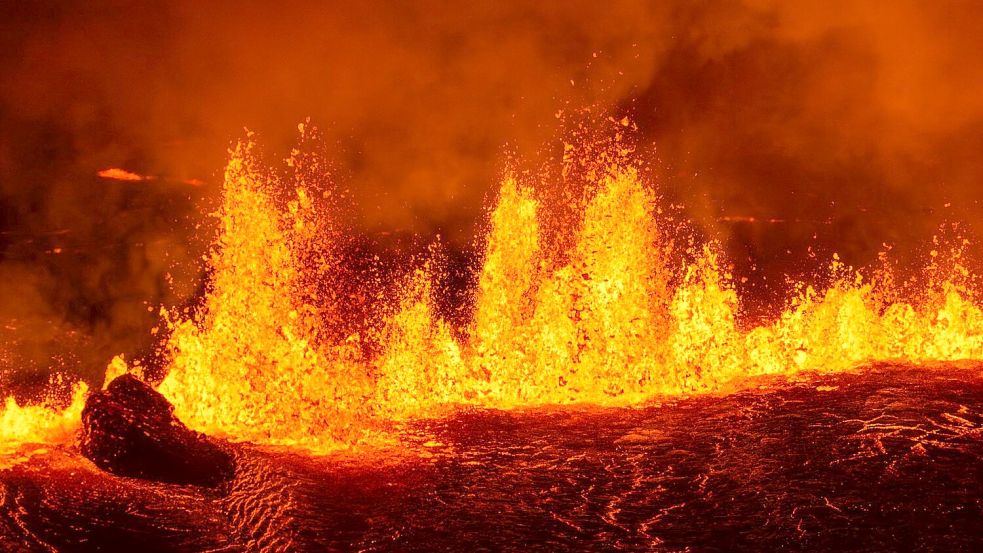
left=97, top=168, right=154, bottom=182
left=0, top=382, right=87, bottom=466
left=97, top=167, right=204, bottom=186
left=3, top=129, right=983, bottom=456
left=158, top=140, right=374, bottom=450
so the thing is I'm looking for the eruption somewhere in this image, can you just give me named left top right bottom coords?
left=5, top=124, right=980, bottom=457
left=2, top=4, right=983, bottom=547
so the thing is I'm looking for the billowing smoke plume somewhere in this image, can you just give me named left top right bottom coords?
left=1, top=1, right=982, bottom=386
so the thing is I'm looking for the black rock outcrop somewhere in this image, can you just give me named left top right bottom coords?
left=79, top=374, right=234, bottom=487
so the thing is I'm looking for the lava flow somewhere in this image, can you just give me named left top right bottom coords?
left=4, top=127, right=982, bottom=459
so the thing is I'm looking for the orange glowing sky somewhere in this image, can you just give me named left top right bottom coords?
left=1, top=0, right=982, bottom=385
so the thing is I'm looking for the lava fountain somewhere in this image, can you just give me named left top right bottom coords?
left=156, top=130, right=983, bottom=441
left=3, top=128, right=983, bottom=452
left=1, top=126, right=983, bottom=550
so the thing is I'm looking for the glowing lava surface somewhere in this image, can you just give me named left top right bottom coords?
left=2, top=366, right=983, bottom=551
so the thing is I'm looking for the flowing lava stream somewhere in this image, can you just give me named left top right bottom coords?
left=2, top=125, right=982, bottom=457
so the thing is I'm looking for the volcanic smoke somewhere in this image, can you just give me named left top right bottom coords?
left=3, top=2, right=983, bottom=550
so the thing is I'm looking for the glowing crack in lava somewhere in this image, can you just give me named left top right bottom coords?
left=2, top=129, right=983, bottom=457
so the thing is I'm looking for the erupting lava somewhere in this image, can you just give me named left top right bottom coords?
left=0, top=381, right=87, bottom=465
left=97, top=167, right=205, bottom=186
left=97, top=168, right=155, bottom=182
left=3, top=128, right=983, bottom=455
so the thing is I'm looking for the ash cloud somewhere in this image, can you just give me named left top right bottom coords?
left=1, top=1, right=982, bottom=385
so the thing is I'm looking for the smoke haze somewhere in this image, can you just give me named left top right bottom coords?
left=1, top=0, right=982, bottom=386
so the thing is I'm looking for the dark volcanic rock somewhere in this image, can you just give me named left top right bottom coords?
left=79, top=374, right=234, bottom=487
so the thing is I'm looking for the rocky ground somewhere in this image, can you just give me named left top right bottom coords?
left=2, top=364, right=982, bottom=552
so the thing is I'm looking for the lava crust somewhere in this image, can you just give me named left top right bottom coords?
left=2, top=366, right=982, bottom=551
